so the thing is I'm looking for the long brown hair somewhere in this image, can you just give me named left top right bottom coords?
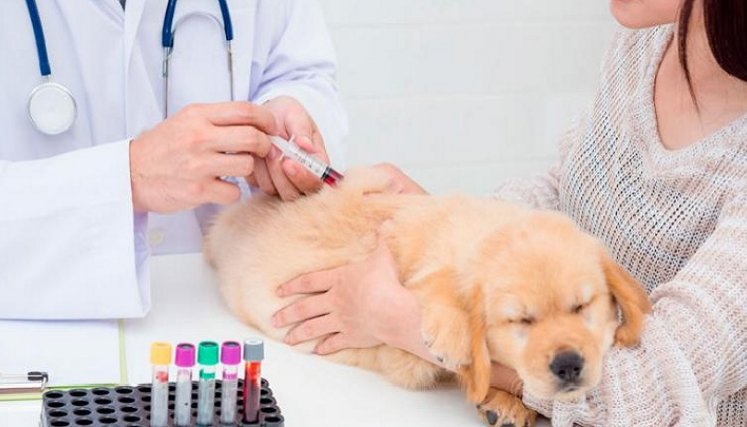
left=678, top=0, right=747, bottom=94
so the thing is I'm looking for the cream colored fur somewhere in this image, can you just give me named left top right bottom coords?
left=204, top=166, right=651, bottom=426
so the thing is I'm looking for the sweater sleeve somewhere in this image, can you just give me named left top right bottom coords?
left=523, top=194, right=747, bottom=426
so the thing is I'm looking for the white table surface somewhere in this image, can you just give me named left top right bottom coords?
left=0, top=253, right=550, bottom=426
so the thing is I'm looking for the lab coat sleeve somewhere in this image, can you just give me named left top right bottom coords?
left=0, top=140, right=150, bottom=319
left=252, top=0, right=348, bottom=169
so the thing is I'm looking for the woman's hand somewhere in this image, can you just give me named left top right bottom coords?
left=272, top=238, right=418, bottom=354
left=249, top=96, right=331, bottom=200
left=371, top=163, right=428, bottom=195
left=271, top=164, right=428, bottom=355
left=491, top=363, right=523, bottom=397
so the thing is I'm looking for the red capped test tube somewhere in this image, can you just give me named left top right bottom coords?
left=242, top=338, right=264, bottom=424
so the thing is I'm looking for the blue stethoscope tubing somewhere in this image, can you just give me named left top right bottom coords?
left=25, top=0, right=50, bottom=77
left=23, top=0, right=236, bottom=135
left=161, top=0, right=235, bottom=118
left=24, top=0, right=77, bottom=135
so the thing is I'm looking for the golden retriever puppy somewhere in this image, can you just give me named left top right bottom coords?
left=204, top=166, right=651, bottom=426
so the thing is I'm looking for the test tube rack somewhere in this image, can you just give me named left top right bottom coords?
left=40, top=378, right=284, bottom=427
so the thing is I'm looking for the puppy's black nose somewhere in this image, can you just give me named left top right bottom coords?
left=550, top=351, right=584, bottom=383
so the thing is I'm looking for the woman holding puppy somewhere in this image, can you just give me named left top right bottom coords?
left=273, top=0, right=747, bottom=425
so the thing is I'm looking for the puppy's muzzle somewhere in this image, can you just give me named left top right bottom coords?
left=549, top=351, right=584, bottom=387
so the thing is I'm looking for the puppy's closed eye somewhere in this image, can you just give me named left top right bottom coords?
left=571, top=302, right=588, bottom=314
left=508, top=316, right=535, bottom=326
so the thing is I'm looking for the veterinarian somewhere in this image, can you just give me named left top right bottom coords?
left=273, top=0, right=747, bottom=425
left=0, top=0, right=346, bottom=318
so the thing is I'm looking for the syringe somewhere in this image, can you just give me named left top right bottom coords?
left=271, top=136, right=344, bottom=186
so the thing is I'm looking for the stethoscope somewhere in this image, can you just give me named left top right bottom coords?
left=23, top=0, right=234, bottom=135
left=162, top=0, right=234, bottom=119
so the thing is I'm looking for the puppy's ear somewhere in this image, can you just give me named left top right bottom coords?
left=459, top=287, right=492, bottom=403
left=600, top=248, right=652, bottom=347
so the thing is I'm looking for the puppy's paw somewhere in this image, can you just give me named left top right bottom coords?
left=420, top=304, right=471, bottom=370
left=477, top=388, right=536, bottom=427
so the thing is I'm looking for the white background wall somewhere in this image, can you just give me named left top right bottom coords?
left=317, top=0, right=617, bottom=195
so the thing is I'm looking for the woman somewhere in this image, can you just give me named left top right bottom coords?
left=272, top=0, right=747, bottom=424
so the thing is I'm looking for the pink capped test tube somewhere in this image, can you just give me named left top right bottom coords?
left=220, top=341, right=242, bottom=424
left=174, top=343, right=195, bottom=426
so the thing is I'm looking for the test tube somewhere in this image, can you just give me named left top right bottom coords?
left=149, top=342, right=172, bottom=427
left=174, top=343, right=195, bottom=427
left=219, top=341, right=242, bottom=424
left=242, top=338, right=264, bottom=424
left=196, top=341, right=219, bottom=426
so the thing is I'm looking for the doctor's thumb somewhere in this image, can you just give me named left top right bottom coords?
left=284, top=114, right=317, bottom=152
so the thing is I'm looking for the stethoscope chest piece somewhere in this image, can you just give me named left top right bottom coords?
left=27, top=81, right=77, bottom=135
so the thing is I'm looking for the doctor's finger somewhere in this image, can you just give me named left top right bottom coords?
left=194, top=102, right=277, bottom=135
left=283, top=314, right=339, bottom=346
left=251, top=157, right=277, bottom=196
left=277, top=268, right=340, bottom=297
left=300, top=130, right=328, bottom=160
left=285, top=116, right=328, bottom=161
left=282, top=157, right=324, bottom=194
left=209, top=126, right=272, bottom=157
left=202, top=179, right=242, bottom=205
left=208, top=154, right=255, bottom=178
left=273, top=293, right=331, bottom=329
left=283, top=129, right=327, bottom=193
left=267, top=156, right=304, bottom=201
left=283, top=111, right=314, bottom=145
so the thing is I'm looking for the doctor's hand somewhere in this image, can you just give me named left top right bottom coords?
left=129, top=102, right=276, bottom=213
left=248, top=96, right=330, bottom=201
left=271, top=238, right=416, bottom=354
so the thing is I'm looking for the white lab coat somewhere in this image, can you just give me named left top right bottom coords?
left=0, top=0, right=347, bottom=319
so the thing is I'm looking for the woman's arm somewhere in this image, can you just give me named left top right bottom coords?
left=523, top=194, right=747, bottom=426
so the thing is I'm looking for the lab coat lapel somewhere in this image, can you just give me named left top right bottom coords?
left=123, top=0, right=146, bottom=80
left=124, top=0, right=161, bottom=137
left=167, top=0, right=257, bottom=103
left=227, top=0, right=258, bottom=102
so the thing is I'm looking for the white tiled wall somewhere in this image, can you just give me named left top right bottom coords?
left=317, top=0, right=617, bottom=195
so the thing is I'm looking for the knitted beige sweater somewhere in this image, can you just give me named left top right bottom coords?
left=493, top=25, right=747, bottom=426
